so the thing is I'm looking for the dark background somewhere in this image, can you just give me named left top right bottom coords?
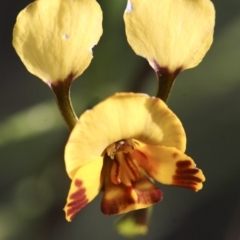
left=1, top=0, right=240, bottom=239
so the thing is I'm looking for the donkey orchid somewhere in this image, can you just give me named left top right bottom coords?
left=64, top=93, right=205, bottom=221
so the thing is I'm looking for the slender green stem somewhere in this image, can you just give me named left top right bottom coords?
left=49, top=74, right=77, bottom=131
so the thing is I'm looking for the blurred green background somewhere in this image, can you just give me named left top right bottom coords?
left=1, top=0, right=240, bottom=239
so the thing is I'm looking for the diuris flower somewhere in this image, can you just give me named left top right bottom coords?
left=64, top=93, right=205, bottom=221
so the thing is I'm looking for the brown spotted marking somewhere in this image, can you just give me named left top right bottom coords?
left=101, top=185, right=135, bottom=215
left=66, top=179, right=88, bottom=221
left=172, top=160, right=203, bottom=191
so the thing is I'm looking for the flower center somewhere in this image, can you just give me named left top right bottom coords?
left=106, top=139, right=141, bottom=186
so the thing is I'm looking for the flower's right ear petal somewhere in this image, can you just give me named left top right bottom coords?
left=124, top=0, right=215, bottom=73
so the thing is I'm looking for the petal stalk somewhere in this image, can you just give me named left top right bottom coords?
left=49, top=73, right=77, bottom=130
left=154, top=65, right=182, bottom=101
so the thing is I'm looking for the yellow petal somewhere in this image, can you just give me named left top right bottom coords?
left=13, top=0, right=102, bottom=83
left=124, top=0, right=215, bottom=72
left=65, top=92, right=186, bottom=178
left=132, top=144, right=205, bottom=191
left=101, top=174, right=162, bottom=215
left=64, top=157, right=103, bottom=221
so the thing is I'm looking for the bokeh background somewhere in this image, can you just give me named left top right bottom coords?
left=1, top=0, right=240, bottom=239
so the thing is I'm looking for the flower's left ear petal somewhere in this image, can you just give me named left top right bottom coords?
left=133, top=145, right=205, bottom=191
left=64, top=157, right=103, bottom=221
left=13, top=0, right=102, bottom=84
left=101, top=174, right=162, bottom=215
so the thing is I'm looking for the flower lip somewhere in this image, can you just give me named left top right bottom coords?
left=101, top=154, right=164, bottom=215
left=64, top=93, right=186, bottom=179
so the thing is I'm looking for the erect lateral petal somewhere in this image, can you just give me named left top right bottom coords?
left=124, top=0, right=215, bottom=72
left=13, top=0, right=102, bottom=83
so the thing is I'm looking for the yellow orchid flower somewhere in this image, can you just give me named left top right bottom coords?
left=64, top=93, right=205, bottom=221
left=124, top=0, right=215, bottom=73
left=13, top=0, right=102, bottom=84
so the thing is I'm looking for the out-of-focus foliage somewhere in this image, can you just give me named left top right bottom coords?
left=0, top=0, right=240, bottom=239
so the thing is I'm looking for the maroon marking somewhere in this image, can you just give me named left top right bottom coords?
left=136, top=150, right=147, bottom=160
left=101, top=185, right=135, bottom=215
left=114, top=161, right=120, bottom=184
left=66, top=201, right=88, bottom=221
left=67, top=199, right=88, bottom=214
left=70, top=188, right=86, bottom=199
left=176, top=168, right=199, bottom=175
left=153, top=63, right=182, bottom=79
left=136, top=187, right=162, bottom=204
left=125, top=154, right=141, bottom=181
left=172, top=152, right=179, bottom=158
left=176, top=160, right=192, bottom=168
left=172, top=160, right=203, bottom=191
left=50, top=72, right=76, bottom=88
left=133, top=178, right=163, bottom=204
left=67, top=197, right=88, bottom=207
left=173, top=175, right=202, bottom=183
left=74, top=179, right=83, bottom=187
left=66, top=179, right=88, bottom=221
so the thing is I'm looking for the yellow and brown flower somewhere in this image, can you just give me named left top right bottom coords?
left=64, top=93, right=205, bottom=221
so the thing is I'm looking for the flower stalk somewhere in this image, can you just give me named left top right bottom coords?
left=49, top=74, right=78, bottom=131
left=155, top=66, right=182, bottom=102
left=156, top=74, right=174, bottom=102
